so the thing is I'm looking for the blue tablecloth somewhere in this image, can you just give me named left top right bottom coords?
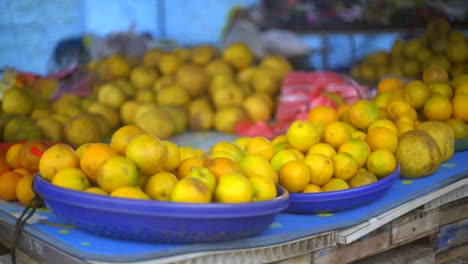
left=1, top=147, right=467, bottom=262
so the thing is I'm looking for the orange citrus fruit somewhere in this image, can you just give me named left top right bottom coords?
left=331, top=152, right=358, bottom=181
left=337, top=138, right=371, bottom=168
left=366, top=127, right=399, bottom=153
left=126, top=134, right=168, bottom=176
left=5, top=143, right=23, bottom=169
left=111, top=186, right=150, bottom=200
left=176, top=156, right=205, bottom=179
left=368, top=119, right=398, bottom=134
left=302, top=184, right=322, bottom=193
left=373, top=91, right=392, bottom=109
left=404, top=80, right=431, bottom=109
left=161, top=140, right=181, bottom=172
left=39, top=143, right=80, bottom=182
left=98, top=155, right=139, bottom=193
left=109, top=124, right=147, bottom=155
left=323, top=121, right=352, bottom=149
left=366, top=149, right=397, bottom=179
left=349, top=170, right=378, bottom=188
left=205, top=157, right=240, bottom=181
left=322, top=178, right=349, bottom=192
left=249, top=175, right=277, bottom=201
left=303, top=153, right=334, bottom=186
left=80, top=143, right=118, bottom=183
left=349, top=100, right=380, bottom=130
left=308, top=105, right=338, bottom=126
left=429, top=82, right=453, bottom=99
left=144, top=171, right=178, bottom=201
left=286, top=120, right=320, bottom=153
left=239, top=154, right=278, bottom=184
left=452, top=94, right=468, bottom=121
left=0, top=171, right=22, bottom=201
left=278, top=160, right=311, bottom=193
left=52, top=167, right=90, bottom=191
left=307, top=143, right=336, bottom=158
left=244, top=136, right=275, bottom=161
left=377, top=77, right=404, bottom=93
left=209, top=141, right=245, bottom=162
left=269, top=149, right=301, bottom=172
left=424, top=94, right=453, bottom=121
left=214, top=172, right=253, bottom=203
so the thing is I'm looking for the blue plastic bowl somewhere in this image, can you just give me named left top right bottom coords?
left=285, top=165, right=400, bottom=214
left=33, top=175, right=289, bottom=243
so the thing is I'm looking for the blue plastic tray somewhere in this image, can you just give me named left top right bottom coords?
left=33, top=175, right=290, bottom=243
left=286, top=165, right=400, bottom=214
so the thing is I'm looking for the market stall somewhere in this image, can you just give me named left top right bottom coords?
left=1, top=1, right=468, bottom=264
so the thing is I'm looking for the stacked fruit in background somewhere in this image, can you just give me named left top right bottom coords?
left=0, top=42, right=293, bottom=148
left=351, top=18, right=468, bottom=85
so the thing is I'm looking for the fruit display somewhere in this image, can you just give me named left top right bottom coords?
left=351, top=18, right=468, bottom=85
left=0, top=42, right=293, bottom=148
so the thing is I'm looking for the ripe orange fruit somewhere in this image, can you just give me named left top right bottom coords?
left=286, top=120, right=320, bottom=153
left=337, top=104, right=351, bottom=123
left=126, top=134, right=168, bottom=176
left=39, top=143, right=80, bottom=182
left=349, top=100, right=380, bottom=130
left=209, top=141, right=245, bottom=163
left=244, top=136, right=275, bottom=161
left=377, top=77, right=404, bottom=93
left=303, top=153, right=334, bottom=186
left=368, top=119, right=398, bottom=134
left=18, top=140, right=51, bottom=172
left=144, top=171, right=178, bottom=201
left=176, top=156, right=205, bottom=179
left=302, top=184, right=322, bottom=193
left=98, top=155, right=139, bottom=193
left=270, top=149, right=302, bottom=172
left=404, top=80, right=431, bottom=109
left=308, top=105, right=338, bottom=126
left=161, top=140, right=181, bottom=172
left=331, top=152, right=358, bottom=181
left=0, top=171, right=22, bottom=201
left=386, top=100, right=417, bottom=121
left=307, top=143, right=336, bottom=158
left=111, top=186, right=150, bottom=200
left=424, top=94, right=453, bottom=121
left=239, top=154, right=278, bottom=184
left=109, top=124, right=147, bottom=155
left=214, top=172, right=253, bottom=203
left=16, top=174, right=37, bottom=206
left=373, top=91, right=392, bottom=109
left=452, top=94, right=468, bottom=121
left=349, top=170, right=378, bottom=188
left=366, top=149, right=397, bottom=179
left=429, top=82, right=454, bottom=99
left=84, top=187, right=108, bottom=195
left=323, top=121, right=352, bottom=149
left=52, top=167, right=90, bottom=191
left=366, top=127, right=399, bottom=153
left=322, top=178, right=349, bottom=192
left=278, top=160, right=311, bottom=193
left=5, top=143, right=23, bottom=169
left=338, top=138, right=370, bottom=168
left=79, top=143, right=117, bottom=183
left=205, top=157, right=239, bottom=181
left=249, top=175, right=277, bottom=201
